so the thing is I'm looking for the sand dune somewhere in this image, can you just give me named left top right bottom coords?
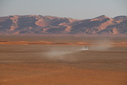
left=0, top=40, right=127, bottom=47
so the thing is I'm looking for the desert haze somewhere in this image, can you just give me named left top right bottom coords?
left=0, top=35, right=127, bottom=85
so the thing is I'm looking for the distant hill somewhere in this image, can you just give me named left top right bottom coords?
left=0, top=15, right=127, bottom=35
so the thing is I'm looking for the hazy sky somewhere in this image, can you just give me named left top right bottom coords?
left=0, top=0, right=127, bottom=19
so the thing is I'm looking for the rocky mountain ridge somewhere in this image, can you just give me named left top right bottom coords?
left=0, top=15, right=127, bottom=35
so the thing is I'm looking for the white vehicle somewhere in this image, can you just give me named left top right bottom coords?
left=81, top=46, right=88, bottom=51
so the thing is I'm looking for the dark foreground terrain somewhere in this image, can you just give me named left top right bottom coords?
left=0, top=36, right=127, bottom=85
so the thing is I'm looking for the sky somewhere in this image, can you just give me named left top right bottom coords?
left=0, top=0, right=127, bottom=19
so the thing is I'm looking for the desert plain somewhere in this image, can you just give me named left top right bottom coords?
left=0, top=35, right=127, bottom=85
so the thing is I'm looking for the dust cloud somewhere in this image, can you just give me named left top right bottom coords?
left=42, top=39, right=113, bottom=60
left=43, top=46, right=81, bottom=60
left=89, top=39, right=113, bottom=51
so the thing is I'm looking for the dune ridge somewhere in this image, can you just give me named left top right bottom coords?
left=0, top=40, right=127, bottom=47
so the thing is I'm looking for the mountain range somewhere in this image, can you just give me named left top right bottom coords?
left=0, top=15, right=127, bottom=35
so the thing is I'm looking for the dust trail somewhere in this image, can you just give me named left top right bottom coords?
left=43, top=46, right=81, bottom=60
left=89, top=39, right=113, bottom=51
left=42, top=39, right=113, bottom=60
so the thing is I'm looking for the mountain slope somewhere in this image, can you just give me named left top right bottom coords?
left=0, top=15, right=127, bottom=35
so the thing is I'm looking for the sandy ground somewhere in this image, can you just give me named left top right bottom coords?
left=0, top=36, right=127, bottom=85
